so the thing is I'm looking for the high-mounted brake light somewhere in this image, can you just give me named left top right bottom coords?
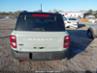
left=10, top=35, right=17, bottom=48
left=63, top=35, right=71, bottom=48
left=32, top=14, right=49, bottom=17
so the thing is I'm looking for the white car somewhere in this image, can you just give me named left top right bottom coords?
left=86, top=15, right=96, bottom=24
left=88, top=18, right=96, bottom=24
left=9, top=12, right=71, bottom=60
left=64, top=17, right=79, bottom=29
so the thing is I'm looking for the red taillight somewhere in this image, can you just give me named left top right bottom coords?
left=63, top=36, right=71, bottom=48
left=32, top=14, right=49, bottom=17
left=9, top=35, right=17, bottom=48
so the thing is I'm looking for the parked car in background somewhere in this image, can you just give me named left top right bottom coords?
left=86, top=15, right=96, bottom=24
left=87, top=24, right=97, bottom=39
left=64, top=17, right=79, bottom=29
left=9, top=12, right=71, bottom=61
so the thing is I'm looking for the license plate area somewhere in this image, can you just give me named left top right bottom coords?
left=30, top=52, right=52, bottom=60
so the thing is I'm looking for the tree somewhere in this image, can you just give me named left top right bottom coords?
left=88, top=9, right=93, bottom=15
left=94, top=10, right=97, bottom=18
left=84, top=9, right=93, bottom=18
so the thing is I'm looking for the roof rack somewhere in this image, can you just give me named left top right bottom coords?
left=22, top=11, right=28, bottom=13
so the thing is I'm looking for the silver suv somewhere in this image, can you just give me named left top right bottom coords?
left=87, top=24, right=97, bottom=39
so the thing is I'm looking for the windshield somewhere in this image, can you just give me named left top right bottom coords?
left=15, top=13, right=65, bottom=31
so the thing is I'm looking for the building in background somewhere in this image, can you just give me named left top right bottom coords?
left=60, top=11, right=86, bottom=18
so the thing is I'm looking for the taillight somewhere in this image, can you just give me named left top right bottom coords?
left=63, top=35, right=71, bottom=48
left=9, top=35, right=17, bottom=48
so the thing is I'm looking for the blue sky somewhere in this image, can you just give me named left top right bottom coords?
left=0, top=0, right=97, bottom=12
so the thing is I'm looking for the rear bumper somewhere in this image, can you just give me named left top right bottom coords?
left=11, top=49, right=67, bottom=60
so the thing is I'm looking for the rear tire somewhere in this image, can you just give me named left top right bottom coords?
left=67, top=26, right=70, bottom=28
left=87, top=29, right=96, bottom=39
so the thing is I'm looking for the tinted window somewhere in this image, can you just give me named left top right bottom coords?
left=15, top=13, right=65, bottom=31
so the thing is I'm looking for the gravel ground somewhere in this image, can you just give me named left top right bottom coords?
left=0, top=19, right=97, bottom=73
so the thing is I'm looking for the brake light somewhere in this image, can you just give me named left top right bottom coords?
left=32, top=14, right=49, bottom=17
left=63, top=36, right=71, bottom=48
left=9, top=35, right=17, bottom=48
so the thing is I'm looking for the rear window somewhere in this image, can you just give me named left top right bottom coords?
left=15, top=13, right=65, bottom=31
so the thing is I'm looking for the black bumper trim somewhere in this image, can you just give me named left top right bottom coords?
left=11, top=50, right=67, bottom=60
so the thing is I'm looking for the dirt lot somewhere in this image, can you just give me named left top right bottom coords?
left=0, top=18, right=97, bottom=73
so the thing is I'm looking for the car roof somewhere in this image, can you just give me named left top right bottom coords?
left=19, top=11, right=61, bottom=16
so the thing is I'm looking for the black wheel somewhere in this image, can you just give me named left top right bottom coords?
left=87, top=29, right=94, bottom=39
left=67, top=26, right=70, bottom=28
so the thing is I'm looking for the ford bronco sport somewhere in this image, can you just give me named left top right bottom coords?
left=9, top=12, right=70, bottom=60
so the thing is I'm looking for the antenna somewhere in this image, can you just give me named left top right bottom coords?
left=40, top=4, right=42, bottom=12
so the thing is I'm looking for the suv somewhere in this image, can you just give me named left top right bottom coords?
left=9, top=12, right=70, bottom=60
left=87, top=24, right=97, bottom=39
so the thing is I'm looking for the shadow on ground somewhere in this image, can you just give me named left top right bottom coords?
left=66, top=29, right=93, bottom=59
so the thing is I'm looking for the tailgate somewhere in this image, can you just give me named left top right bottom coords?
left=12, top=31, right=68, bottom=52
